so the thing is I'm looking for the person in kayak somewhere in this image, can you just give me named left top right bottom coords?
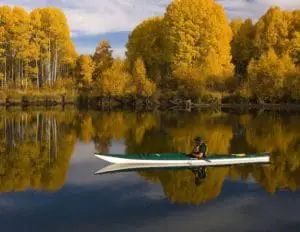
left=190, top=136, right=207, bottom=159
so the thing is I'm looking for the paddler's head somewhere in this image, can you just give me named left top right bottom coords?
left=194, top=136, right=203, bottom=145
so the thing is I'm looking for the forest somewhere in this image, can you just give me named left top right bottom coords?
left=0, top=0, right=300, bottom=106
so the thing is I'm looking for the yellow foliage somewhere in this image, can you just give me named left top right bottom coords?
left=75, top=55, right=94, bottom=90
left=126, top=16, right=167, bottom=82
left=253, top=7, right=297, bottom=60
left=140, top=168, right=228, bottom=205
left=97, top=59, right=131, bottom=97
left=0, top=111, right=76, bottom=192
left=163, top=0, right=233, bottom=79
left=172, top=64, right=204, bottom=99
left=132, top=58, right=156, bottom=97
left=231, top=18, right=255, bottom=76
left=230, top=18, right=243, bottom=37
left=93, top=40, right=113, bottom=78
left=284, top=68, right=300, bottom=100
left=235, top=113, right=300, bottom=193
left=0, top=6, right=77, bottom=89
left=248, top=49, right=296, bottom=102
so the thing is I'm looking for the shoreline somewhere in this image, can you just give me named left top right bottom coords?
left=1, top=96, right=300, bottom=111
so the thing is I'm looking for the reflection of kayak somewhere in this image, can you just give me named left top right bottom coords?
left=94, top=152, right=270, bottom=166
left=95, top=163, right=194, bottom=175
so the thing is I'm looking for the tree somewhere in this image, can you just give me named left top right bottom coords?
left=231, top=19, right=255, bottom=76
left=0, top=24, right=5, bottom=86
left=126, top=16, right=168, bottom=82
left=97, top=59, right=130, bottom=97
left=290, top=10, right=300, bottom=66
left=230, top=18, right=243, bottom=37
left=132, top=58, right=156, bottom=97
left=29, top=9, right=45, bottom=88
left=0, top=6, right=76, bottom=89
left=253, top=7, right=293, bottom=58
left=247, top=49, right=296, bottom=102
left=38, top=7, right=76, bottom=87
left=172, top=64, right=204, bottom=100
left=93, top=40, right=113, bottom=79
left=163, top=0, right=233, bottom=81
left=7, top=7, right=31, bottom=87
left=75, top=55, right=94, bottom=91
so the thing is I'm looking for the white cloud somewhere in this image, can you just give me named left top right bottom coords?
left=112, top=47, right=127, bottom=58
left=220, top=0, right=300, bottom=21
left=76, top=44, right=126, bottom=57
left=2, top=0, right=300, bottom=49
left=2, top=0, right=300, bottom=36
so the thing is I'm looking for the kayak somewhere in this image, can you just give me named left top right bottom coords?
left=94, top=152, right=270, bottom=166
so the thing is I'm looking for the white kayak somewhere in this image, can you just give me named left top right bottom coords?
left=94, top=152, right=271, bottom=167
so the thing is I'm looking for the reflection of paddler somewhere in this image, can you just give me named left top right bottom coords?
left=192, top=167, right=207, bottom=186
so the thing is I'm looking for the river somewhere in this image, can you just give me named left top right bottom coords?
left=0, top=108, right=299, bottom=231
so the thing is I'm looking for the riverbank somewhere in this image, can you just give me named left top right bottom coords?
left=1, top=93, right=300, bottom=112
left=0, top=90, right=78, bottom=107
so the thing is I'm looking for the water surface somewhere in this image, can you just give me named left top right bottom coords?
left=0, top=108, right=300, bottom=231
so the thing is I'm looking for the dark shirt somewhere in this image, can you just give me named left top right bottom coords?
left=192, top=143, right=207, bottom=155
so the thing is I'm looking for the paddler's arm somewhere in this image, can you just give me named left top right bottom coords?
left=197, top=152, right=204, bottom=158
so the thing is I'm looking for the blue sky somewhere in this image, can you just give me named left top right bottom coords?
left=1, top=0, right=300, bottom=57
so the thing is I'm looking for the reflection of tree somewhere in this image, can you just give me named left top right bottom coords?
left=0, top=110, right=77, bottom=192
left=230, top=113, right=300, bottom=193
left=140, top=168, right=228, bottom=204
left=165, top=111, right=233, bottom=153
left=130, top=111, right=300, bottom=204
left=78, top=111, right=158, bottom=153
left=129, top=111, right=233, bottom=205
left=2, top=109, right=300, bottom=200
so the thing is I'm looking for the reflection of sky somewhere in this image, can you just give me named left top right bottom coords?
left=0, top=141, right=300, bottom=231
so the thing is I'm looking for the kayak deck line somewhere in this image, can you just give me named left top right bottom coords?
left=94, top=152, right=271, bottom=166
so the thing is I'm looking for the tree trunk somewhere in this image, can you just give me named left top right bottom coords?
left=41, top=60, right=44, bottom=87
left=18, top=59, right=20, bottom=88
left=4, top=57, right=7, bottom=87
left=54, top=40, right=58, bottom=83
left=12, top=60, right=14, bottom=86
left=48, top=33, right=51, bottom=87
left=36, top=59, right=39, bottom=89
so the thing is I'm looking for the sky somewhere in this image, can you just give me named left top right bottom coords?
left=1, top=0, right=300, bottom=58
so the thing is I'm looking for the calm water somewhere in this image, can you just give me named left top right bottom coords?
left=0, top=108, right=300, bottom=232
